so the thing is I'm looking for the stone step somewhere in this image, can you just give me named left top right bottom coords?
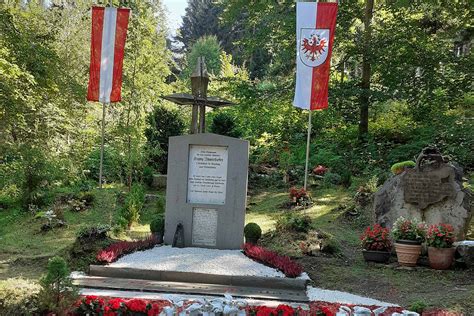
left=89, top=265, right=308, bottom=291
left=73, top=276, right=309, bottom=303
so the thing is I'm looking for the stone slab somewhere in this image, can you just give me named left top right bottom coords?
left=89, top=265, right=307, bottom=290
left=73, top=276, right=309, bottom=303
left=164, top=133, right=249, bottom=249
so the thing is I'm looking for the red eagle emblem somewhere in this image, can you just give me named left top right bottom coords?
left=301, top=35, right=327, bottom=61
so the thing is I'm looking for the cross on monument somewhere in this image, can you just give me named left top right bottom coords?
left=162, top=57, right=234, bottom=134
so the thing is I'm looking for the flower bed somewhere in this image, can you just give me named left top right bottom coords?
left=71, top=295, right=438, bottom=316
left=96, top=236, right=159, bottom=264
left=242, top=243, right=303, bottom=278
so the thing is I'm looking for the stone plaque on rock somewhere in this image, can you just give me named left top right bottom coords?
left=402, top=168, right=456, bottom=210
left=164, top=133, right=249, bottom=249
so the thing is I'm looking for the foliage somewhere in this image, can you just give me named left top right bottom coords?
left=84, top=147, right=126, bottom=183
left=322, top=172, right=343, bottom=187
left=150, top=215, right=165, bottom=233
left=391, top=217, right=426, bottom=242
left=409, top=300, right=428, bottom=314
left=426, top=223, right=456, bottom=248
left=96, top=236, right=159, bottom=264
left=183, top=35, right=222, bottom=77
left=244, top=222, right=262, bottom=241
left=76, top=224, right=111, bottom=241
left=276, top=213, right=312, bottom=233
left=313, top=165, right=328, bottom=176
left=119, top=184, right=145, bottom=228
left=145, top=105, right=186, bottom=174
left=360, top=224, right=391, bottom=251
left=0, top=278, right=40, bottom=315
left=38, top=256, right=78, bottom=314
left=242, top=243, right=303, bottom=278
left=391, top=161, right=416, bottom=175
left=209, top=111, right=242, bottom=138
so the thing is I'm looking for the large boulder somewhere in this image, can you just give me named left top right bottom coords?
left=374, top=148, right=472, bottom=240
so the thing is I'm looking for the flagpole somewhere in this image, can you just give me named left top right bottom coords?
left=99, top=102, right=106, bottom=189
left=304, top=109, right=312, bottom=190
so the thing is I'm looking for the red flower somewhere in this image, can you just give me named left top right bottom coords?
left=126, top=298, right=148, bottom=312
left=108, top=297, right=125, bottom=310
left=275, top=304, right=295, bottom=316
left=148, top=303, right=163, bottom=316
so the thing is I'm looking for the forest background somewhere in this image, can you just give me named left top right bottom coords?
left=0, top=0, right=472, bottom=212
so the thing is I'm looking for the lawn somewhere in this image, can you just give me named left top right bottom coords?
left=0, top=183, right=472, bottom=313
left=247, top=186, right=474, bottom=313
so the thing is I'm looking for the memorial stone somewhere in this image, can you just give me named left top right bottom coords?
left=164, top=133, right=249, bottom=249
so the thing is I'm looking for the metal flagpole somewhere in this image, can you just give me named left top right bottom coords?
left=99, top=102, right=106, bottom=188
left=303, top=110, right=312, bottom=190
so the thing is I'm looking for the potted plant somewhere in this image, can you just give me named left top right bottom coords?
left=360, top=224, right=392, bottom=263
left=244, top=222, right=262, bottom=244
left=150, top=215, right=165, bottom=243
left=391, top=217, right=426, bottom=267
left=426, top=223, right=456, bottom=270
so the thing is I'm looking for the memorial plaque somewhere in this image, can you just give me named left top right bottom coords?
left=192, top=208, right=218, bottom=246
left=187, top=145, right=228, bottom=205
left=402, top=168, right=456, bottom=210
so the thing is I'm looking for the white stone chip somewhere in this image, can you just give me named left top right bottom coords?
left=110, top=245, right=286, bottom=278
left=306, top=286, right=399, bottom=307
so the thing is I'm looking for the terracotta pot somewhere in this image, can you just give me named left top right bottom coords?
left=395, top=241, right=422, bottom=266
left=362, top=250, right=391, bottom=263
left=428, top=247, right=455, bottom=270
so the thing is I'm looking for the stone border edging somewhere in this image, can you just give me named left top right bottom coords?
left=89, top=265, right=308, bottom=290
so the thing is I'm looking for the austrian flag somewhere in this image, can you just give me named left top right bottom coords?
left=87, top=7, right=130, bottom=103
left=293, top=2, right=338, bottom=110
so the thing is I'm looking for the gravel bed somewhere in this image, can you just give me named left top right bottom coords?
left=110, top=245, right=286, bottom=278
left=306, top=286, right=398, bottom=307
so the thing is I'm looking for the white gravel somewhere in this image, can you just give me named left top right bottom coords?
left=110, top=245, right=286, bottom=278
left=306, top=286, right=398, bottom=307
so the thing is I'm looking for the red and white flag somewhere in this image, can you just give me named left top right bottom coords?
left=293, top=2, right=338, bottom=110
left=87, top=7, right=130, bottom=103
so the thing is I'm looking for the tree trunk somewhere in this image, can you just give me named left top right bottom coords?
left=359, top=0, right=374, bottom=139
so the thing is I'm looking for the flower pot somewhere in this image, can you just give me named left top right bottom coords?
left=395, top=241, right=422, bottom=266
left=362, top=250, right=391, bottom=263
left=428, top=247, right=455, bottom=270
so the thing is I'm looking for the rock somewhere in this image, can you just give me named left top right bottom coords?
left=454, top=240, right=474, bottom=268
left=152, top=174, right=167, bottom=189
left=374, top=148, right=472, bottom=240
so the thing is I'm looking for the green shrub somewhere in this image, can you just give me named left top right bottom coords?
left=390, top=161, right=416, bottom=175
left=276, top=213, right=312, bottom=233
left=38, top=256, right=78, bottom=314
left=84, top=147, right=125, bottom=183
left=156, top=195, right=165, bottom=214
left=78, top=191, right=94, bottom=205
left=209, top=111, right=242, bottom=138
left=143, top=166, right=154, bottom=187
left=322, top=172, right=342, bottom=186
left=244, top=222, right=262, bottom=241
left=119, top=184, right=145, bottom=228
left=150, top=215, right=165, bottom=233
left=76, top=224, right=111, bottom=240
left=0, top=278, right=41, bottom=315
left=145, top=105, right=186, bottom=174
left=320, top=235, right=341, bottom=254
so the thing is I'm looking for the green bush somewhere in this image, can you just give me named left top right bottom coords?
left=276, top=213, right=312, bottom=233
left=84, top=147, right=125, bottom=183
left=145, top=105, right=186, bottom=174
left=409, top=300, right=428, bottom=313
left=78, top=191, right=95, bottom=205
left=156, top=195, right=165, bottom=214
left=76, top=224, right=111, bottom=240
left=244, top=222, right=262, bottom=241
left=390, top=161, right=416, bottom=174
left=119, top=184, right=145, bottom=228
left=322, top=172, right=342, bottom=186
left=150, top=215, right=165, bottom=233
left=38, top=256, right=78, bottom=314
left=142, top=166, right=154, bottom=187
left=0, top=278, right=41, bottom=315
left=209, top=111, right=242, bottom=138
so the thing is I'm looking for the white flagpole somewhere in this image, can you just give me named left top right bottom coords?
left=99, top=102, right=106, bottom=189
left=304, top=109, right=312, bottom=190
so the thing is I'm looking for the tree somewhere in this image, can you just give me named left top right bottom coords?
left=184, top=35, right=222, bottom=77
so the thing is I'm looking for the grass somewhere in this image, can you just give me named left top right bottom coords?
left=248, top=185, right=474, bottom=313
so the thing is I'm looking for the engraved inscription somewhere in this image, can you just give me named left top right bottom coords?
left=187, top=145, right=228, bottom=205
left=402, top=168, right=456, bottom=210
left=192, top=208, right=218, bottom=247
